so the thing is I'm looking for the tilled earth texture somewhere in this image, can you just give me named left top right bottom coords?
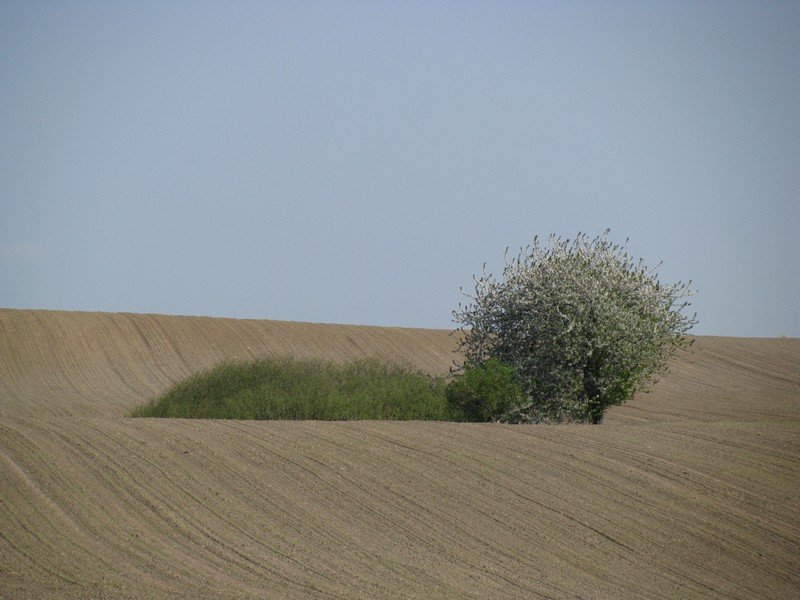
left=1, top=309, right=798, bottom=599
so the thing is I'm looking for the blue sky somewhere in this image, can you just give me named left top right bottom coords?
left=2, top=1, right=798, bottom=337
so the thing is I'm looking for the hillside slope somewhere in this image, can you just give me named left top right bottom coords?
left=1, top=309, right=798, bottom=599
left=0, top=310, right=458, bottom=419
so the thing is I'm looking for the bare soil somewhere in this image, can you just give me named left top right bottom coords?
left=1, top=309, right=798, bottom=599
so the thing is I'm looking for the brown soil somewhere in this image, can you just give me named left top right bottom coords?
left=1, top=308, right=798, bottom=599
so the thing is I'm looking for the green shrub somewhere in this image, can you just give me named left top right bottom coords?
left=445, top=358, right=523, bottom=422
left=130, top=356, right=457, bottom=421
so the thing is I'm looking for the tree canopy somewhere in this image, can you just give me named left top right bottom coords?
left=453, top=231, right=697, bottom=424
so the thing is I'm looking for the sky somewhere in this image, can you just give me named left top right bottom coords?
left=1, top=1, right=798, bottom=337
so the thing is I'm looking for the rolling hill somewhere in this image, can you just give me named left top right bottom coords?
left=1, top=308, right=798, bottom=599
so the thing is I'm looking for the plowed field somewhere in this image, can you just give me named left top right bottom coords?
left=1, top=309, right=798, bottom=599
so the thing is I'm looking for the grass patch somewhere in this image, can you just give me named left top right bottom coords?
left=130, top=357, right=462, bottom=421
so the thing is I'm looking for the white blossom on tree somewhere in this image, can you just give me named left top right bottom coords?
left=454, top=231, right=697, bottom=424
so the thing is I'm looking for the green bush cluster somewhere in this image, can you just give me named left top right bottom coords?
left=444, top=358, right=523, bottom=422
left=131, top=357, right=458, bottom=421
left=131, top=356, right=530, bottom=423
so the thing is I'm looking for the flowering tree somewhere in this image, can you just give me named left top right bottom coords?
left=453, top=231, right=697, bottom=424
